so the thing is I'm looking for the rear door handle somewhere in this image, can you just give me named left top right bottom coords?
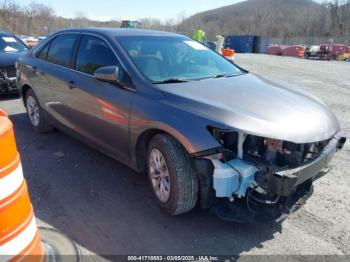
left=68, top=80, right=77, bottom=89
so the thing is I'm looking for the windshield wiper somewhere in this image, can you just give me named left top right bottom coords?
left=213, top=73, right=240, bottom=79
left=152, top=78, right=191, bottom=84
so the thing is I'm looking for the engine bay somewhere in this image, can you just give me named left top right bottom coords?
left=197, top=128, right=346, bottom=222
left=206, top=128, right=345, bottom=207
left=210, top=128, right=330, bottom=169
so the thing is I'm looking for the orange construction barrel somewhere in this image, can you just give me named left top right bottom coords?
left=0, top=109, right=45, bottom=262
left=222, top=48, right=235, bottom=57
left=222, top=48, right=235, bottom=62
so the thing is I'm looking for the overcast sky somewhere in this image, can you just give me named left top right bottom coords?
left=14, top=0, right=324, bottom=21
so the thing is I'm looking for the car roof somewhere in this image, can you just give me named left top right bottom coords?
left=55, top=28, right=183, bottom=38
left=0, top=31, right=16, bottom=37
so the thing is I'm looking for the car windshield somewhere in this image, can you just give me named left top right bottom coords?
left=0, top=36, right=28, bottom=53
left=117, top=36, right=243, bottom=83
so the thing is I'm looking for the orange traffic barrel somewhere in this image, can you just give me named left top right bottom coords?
left=0, top=109, right=45, bottom=262
left=222, top=48, right=235, bottom=62
left=298, top=49, right=305, bottom=58
left=222, top=48, right=235, bottom=57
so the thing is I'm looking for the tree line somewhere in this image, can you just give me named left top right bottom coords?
left=180, top=0, right=350, bottom=43
left=0, top=0, right=120, bottom=36
left=0, top=0, right=349, bottom=45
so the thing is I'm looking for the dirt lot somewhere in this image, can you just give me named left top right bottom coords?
left=0, top=54, right=349, bottom=259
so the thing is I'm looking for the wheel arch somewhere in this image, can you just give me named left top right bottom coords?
left=21, top=84, right=33, bottom=106
left=134, top=128, right=191, bottom=173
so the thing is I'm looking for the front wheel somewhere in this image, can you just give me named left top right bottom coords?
left=147, top=134, right=198, bottom=215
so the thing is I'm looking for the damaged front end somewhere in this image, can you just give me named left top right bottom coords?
left=193, top=128, right=346, bottom=224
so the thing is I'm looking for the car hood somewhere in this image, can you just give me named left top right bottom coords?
left=0, top=51, right=25, bottom=66
left=158, top=73, right=340, bottom=143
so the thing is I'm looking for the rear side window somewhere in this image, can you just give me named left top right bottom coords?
left=46, top=34, right=78, bottom=67
left=75, top=35, right=117, bottom=75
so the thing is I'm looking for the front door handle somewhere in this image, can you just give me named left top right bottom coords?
left=68, top=80, right=77, bottom=89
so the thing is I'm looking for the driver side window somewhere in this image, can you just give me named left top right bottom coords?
left=75, top=35, right=117, bottom=75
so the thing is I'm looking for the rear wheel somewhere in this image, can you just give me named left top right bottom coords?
left=147, top=134, right=198, bottom=215
left=25, top=88, right=53, bottom=133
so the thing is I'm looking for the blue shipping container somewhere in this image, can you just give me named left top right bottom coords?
left=253, top=36, right=269, bottom=53
left=260, top=37, right=269, bottom=53
left=224, top=35, right=270, bottom=53
left=224, top=35, right=255, bottom=53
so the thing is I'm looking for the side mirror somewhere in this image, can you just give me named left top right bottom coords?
left=94, top=66, right=134, bottom=90
left=94, top=66, right=119, bottom=83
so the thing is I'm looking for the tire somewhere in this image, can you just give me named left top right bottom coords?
left=147, top=134, right=198, bottom=215
left=25, top=88, right=53, bottom=133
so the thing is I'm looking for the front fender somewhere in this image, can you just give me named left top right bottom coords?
left=130, top=94, right=225, bottom=156
left=16, top=57, right=35, bottom=101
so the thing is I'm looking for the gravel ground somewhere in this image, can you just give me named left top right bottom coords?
left=0, top=54, right=349, bottom=260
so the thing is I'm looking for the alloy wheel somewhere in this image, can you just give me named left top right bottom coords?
left=149, top=148, right=171, bottom=203
left=26, top=96, right=40, bottom=127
